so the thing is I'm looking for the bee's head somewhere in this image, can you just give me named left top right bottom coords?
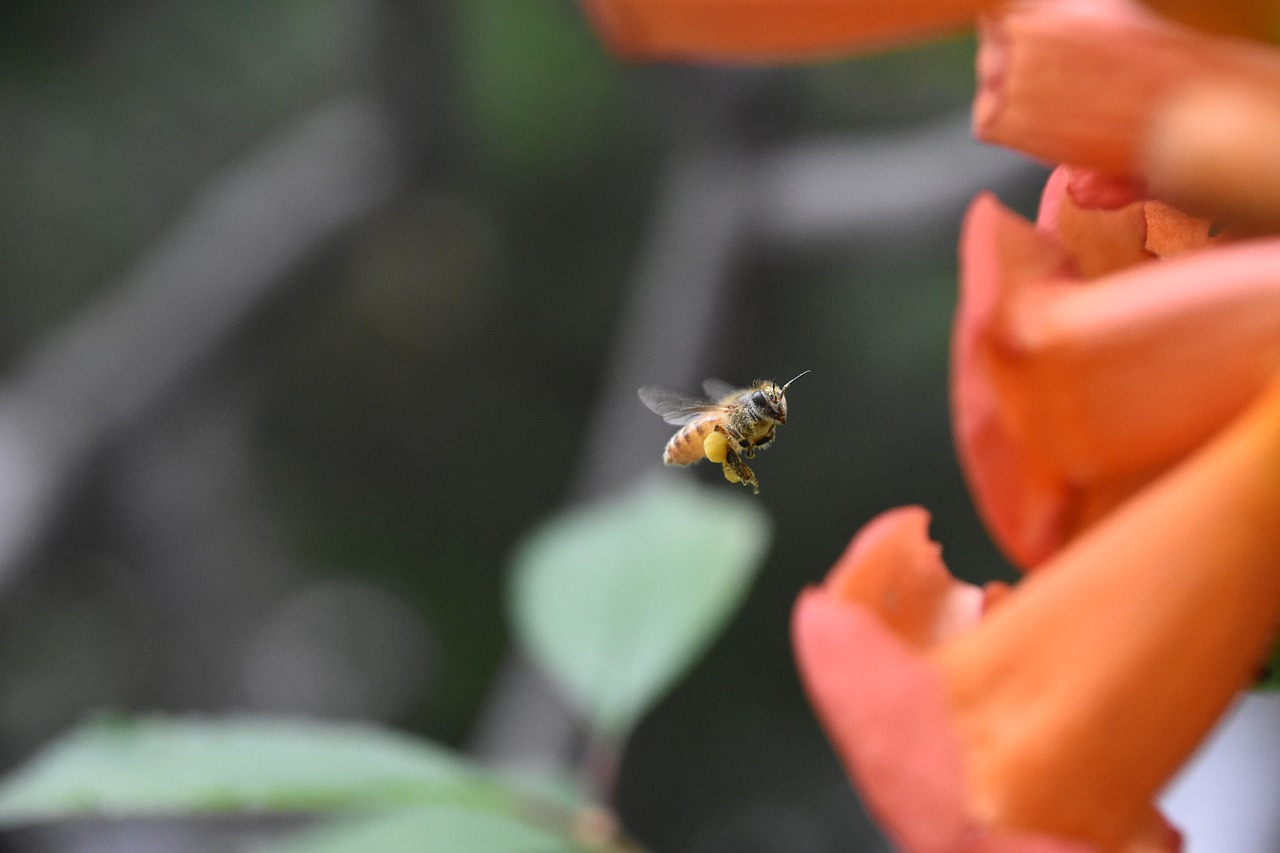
left=749, top=384, right=785, bottom=423
left=752, top=371, right=808, bottom=425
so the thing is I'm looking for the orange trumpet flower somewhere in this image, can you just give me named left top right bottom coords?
left=794, top=373, right=1280, bottom=850
left=579, top=0, right=1001, bottom=62
left=952, top=165, right=1280, bottom=568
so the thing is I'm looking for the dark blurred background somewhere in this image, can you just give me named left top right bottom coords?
left=0, top=1, right=1046, bottom=850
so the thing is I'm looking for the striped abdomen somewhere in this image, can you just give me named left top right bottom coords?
left=663, top=417, right=718, bottom=465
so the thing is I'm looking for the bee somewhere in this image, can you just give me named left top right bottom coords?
left=638, top=371, right=809, bottom=494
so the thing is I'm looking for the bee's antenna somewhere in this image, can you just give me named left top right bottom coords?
left=781, top=369, right=812, bottom=391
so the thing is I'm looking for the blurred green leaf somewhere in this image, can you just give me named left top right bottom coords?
left=509, top=478, right=772, bottom=738
left=0, top=715, right=516, bottom=825
left=257, top=806, right=581, bottom=853
left=451, top=0, right=635, bottom=180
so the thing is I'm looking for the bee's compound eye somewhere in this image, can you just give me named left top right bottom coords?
left=751, top=391, right=768, bottom=407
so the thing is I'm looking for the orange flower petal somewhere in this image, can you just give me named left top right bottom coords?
left=823, top=506, right=985, bottom=650
left=975, top=0, right=1280, bottom=176
left=792, top=509, right=1100, bottom=853
left=936, top=373, right=1280, bottom=849
left=953, top=181, right=1280, bottom=567
left=793, top=587, right=976, bottom=852
left=952, top=192, right=1072, bottom=567
left=1141, top=201, right=1213, bottom=257
left=1054, top=190, right=1151, bottom=278
left=1054, top=169, right=1147, bottom=213
left=1040, top=167, right=1212, bottom=278
left=580, top=0, right=997, bottom=62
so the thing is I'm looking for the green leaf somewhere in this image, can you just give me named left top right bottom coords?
left=0, top=715, right=516, bottom=826
left=256, top=806, right=580, bottom=853
left=509, top=478, right=772, bottom=737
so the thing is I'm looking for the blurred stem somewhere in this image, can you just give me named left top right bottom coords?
left=583, top=728, right=624, bottom=806
left=568, top=803, right=653, bottom=853
left=516, top=774, right=650, bottom=853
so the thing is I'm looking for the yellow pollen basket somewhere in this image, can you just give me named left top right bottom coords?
left=703, top=431, right=728, bottom=464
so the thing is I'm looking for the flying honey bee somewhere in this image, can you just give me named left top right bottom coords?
left=638, top=371, right=810, bottom=494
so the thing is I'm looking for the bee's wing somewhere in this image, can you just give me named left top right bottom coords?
left=637, top=386, right=718, bottom=425
left=701, top=378, right=738, bottom=400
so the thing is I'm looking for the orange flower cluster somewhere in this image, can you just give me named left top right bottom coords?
left=580, top=0, right=1280, bottom=849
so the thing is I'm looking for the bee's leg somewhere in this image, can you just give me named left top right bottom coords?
left=751, top=426, right=776, bottom=454
left=726, top=427, right=754, bottom=460
left=721, top=448, right=759, bottom=495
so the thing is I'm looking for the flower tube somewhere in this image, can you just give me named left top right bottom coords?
left=794, top=373, right=1280, bottom=850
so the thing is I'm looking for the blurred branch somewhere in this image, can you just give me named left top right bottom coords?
left=372, top=0, right=464, bottom=174
left=0, top=96, right=408, bottom=593
left=751, top=111, right=1043, bottom=250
